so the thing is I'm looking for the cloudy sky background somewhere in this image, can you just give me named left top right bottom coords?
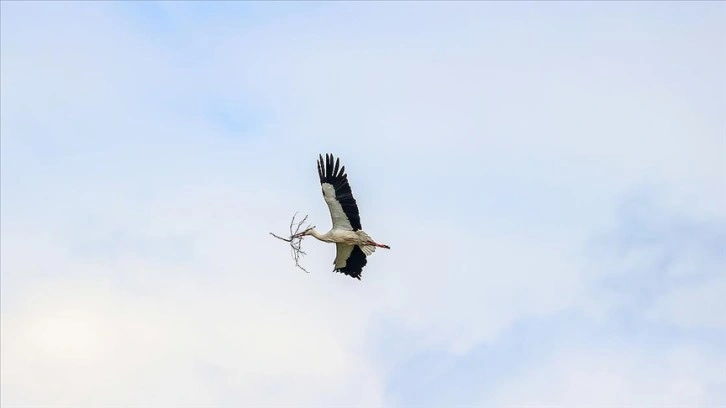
left=1, top=1, right=724, bottom=407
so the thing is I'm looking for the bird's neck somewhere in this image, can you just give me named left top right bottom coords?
left=308, top=228, right=330, bottom=242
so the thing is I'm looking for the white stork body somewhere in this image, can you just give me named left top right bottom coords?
left=293, top=153, right=389, bottom=280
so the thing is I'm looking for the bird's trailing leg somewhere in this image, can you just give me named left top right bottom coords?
left=367, top=240, right=390, bottom=249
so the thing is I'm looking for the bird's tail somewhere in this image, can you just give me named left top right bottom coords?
left=360, top=244, right=376, bottom=256
left=357, top=230, right=377, bottom=256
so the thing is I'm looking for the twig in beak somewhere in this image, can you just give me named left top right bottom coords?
left=270, top=212, right=313, bottom=273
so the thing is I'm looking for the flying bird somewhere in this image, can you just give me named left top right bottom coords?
left=292, top=153, right=390, bottom=280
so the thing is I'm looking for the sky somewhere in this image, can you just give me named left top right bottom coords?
left=1, top=1, right=724, bottom=407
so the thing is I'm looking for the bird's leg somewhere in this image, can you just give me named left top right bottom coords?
left=366, top=240, right=390, bottom=249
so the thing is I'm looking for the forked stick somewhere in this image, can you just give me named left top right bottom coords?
left=270, top=212, right=314, bottom=273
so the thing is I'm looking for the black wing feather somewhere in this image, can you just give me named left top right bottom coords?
left=334, top=245, right=367, bottom=280
left=317, top=153, right=362, bottom=231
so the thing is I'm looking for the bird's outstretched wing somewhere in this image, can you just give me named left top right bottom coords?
left=317, top=153, right=362, bottom=231
left=333, top=243, right=367, bottom=280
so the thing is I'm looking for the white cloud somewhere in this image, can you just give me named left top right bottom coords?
left=1, top=184, right=390, bottom=406
left=488, top=345, right=726, bottom=408
left=646, top=268, right=726, bottom=332
left=2, top=277, right=387, bottom=407
left=374, top=220, right=587, bottom=355
left=580, top=190, right=726, bottom=335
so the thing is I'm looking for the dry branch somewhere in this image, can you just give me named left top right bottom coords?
left=270, top=212, right=314, bottom=273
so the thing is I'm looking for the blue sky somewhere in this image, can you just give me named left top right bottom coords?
left=1, top=1, right=724, bottom=407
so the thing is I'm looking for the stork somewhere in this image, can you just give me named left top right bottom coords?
left=292, top=153, right=390, bottom=280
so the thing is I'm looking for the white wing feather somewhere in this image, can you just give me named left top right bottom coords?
left=334, top=243, right=354, bottom=269
left=322, top=183, right=354, bottom=231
